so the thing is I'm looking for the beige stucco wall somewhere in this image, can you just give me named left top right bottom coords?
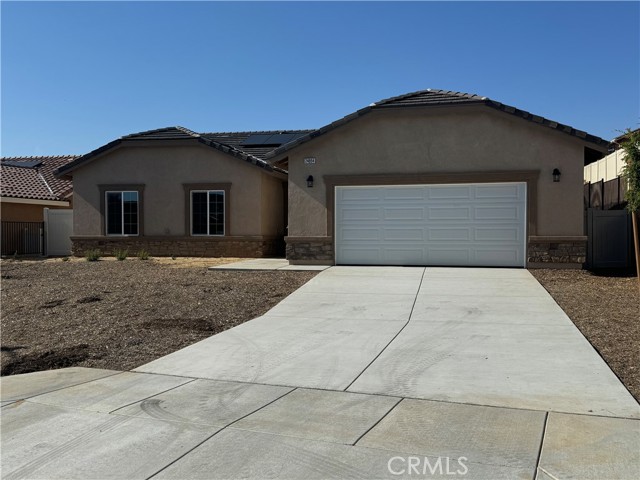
left=287, top=106, right=601, bottom=238
left=260, top=174, right=285, bottom=236
left=1, top=200, right=71, bottom=222
left=72, top=142, right=284, bottom=237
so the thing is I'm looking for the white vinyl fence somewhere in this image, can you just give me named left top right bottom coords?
left=44, top=208, right=73, bottom=256
left=584, top=149, right=626, bottom=184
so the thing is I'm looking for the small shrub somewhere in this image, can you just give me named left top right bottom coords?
left=171, top=255, right=176, bottom=260
left=85, top=249, right=101, bottom=262
left=61, top=257, right=70, bottom=262
left=137, top=249, right=150, bottom=260
left=114, top=249, right=128, bottom=261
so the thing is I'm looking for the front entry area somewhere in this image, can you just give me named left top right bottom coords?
left=334, top=182, right=527, bottom=267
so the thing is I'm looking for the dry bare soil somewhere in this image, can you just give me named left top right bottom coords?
left=1, top=258, right=317, bottom=375
left=531, top=269, right=639, bottom=402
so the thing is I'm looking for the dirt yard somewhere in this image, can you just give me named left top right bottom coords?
left=0, top=257, right=317, bottom=375
left=531, top=269, right=640, bottom=402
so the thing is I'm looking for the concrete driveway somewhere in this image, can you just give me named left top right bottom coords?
left=2, top=267, right=639, bottom=479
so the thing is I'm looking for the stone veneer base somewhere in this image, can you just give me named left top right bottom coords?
left=285, top=236, right=586, bottom=267
left=71, top=236, right=284, bottom=258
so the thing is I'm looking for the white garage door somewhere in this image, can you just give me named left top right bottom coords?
left=335, top=183, right=527, bottom=267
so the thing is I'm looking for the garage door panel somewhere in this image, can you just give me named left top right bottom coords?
left=475, top=249, right=521, bottom=266
left=428, top=207, right=472, bottom=220
left=340, top=228, right=381, bottom=241
left=474, top=206, right=520, bottom=220
left=384, top=188, right=425, bottom=200
left=342, top=207, right=381, bottom=221
left=474, top=227, right=520, bottom=242
left=383, top=207, right=425, bottom=221
left=338, top=247, right=382, bottom=264
left=426, top=247, right=471, bottom=265
left=428, top=227, right=471, bottom=241
left=475, top=184, right=521, bottom=199
left=383, top=228, right=424, bottom=241
left=335, top=183, right=526, bottom=267
left=428, top=185, right=472, bottom=200
left=339, top=188, right=382, bottom=201
left=384, top=248, right=426, bottom=264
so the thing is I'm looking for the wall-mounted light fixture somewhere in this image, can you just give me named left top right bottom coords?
left=552, top=168, right=561, bottom=183
left=306, top=175, right=314, bottom=188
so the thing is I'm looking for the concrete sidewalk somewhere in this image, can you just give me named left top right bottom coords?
left=2, top=267, right=639, bottom=479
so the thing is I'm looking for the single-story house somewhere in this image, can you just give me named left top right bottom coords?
left=55, top=127, right=311, bottom=257
left=56, top=89, right=610, bottom=268
left=1, top=155, right=76, bottom=222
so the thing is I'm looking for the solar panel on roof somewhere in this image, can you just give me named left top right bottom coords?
left=1, top=160, right=42, bottom=169
left=266, top=133, right=297, bottom=145
left=240, top=134, right=273, bottom=146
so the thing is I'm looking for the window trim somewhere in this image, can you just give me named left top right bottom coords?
left=105, top=190, right=139, bottom=236
left=99, top=184, right=145, bottom=236
left=183, top=183, right=231, bottom=237
left=190, top=189, right=225, bottom=236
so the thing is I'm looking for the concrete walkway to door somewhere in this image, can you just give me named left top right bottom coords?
left=3, top=267, right=639, bottom=479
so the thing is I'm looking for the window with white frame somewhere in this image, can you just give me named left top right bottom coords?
left=105, top=191, right=139, bottom=235
left=191, top=190, right=225, bottom=236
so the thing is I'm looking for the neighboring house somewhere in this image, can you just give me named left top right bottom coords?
left=56, top=89, right=611, bottom=267
left=1, top=155, right=76, bottom=256
left=1, top=155, right=76, bottom=222
left=55, top=128, right=311, bottom=257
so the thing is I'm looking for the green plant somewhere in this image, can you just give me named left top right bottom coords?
left=85, top=249, right=101, bottom=262
left=171, top=255, right=176, bottom=260
left=620, top=129, right=640, bottom=214
left=114, top=249, right=128, bottom=261
left=137, top=249, right=150, bottom=260
left=619, top=128, right=640, bottom=285
left=61, top=257, right=70, bottom=262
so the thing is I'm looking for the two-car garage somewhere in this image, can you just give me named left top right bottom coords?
left=334, top=183, right=527, bottom=267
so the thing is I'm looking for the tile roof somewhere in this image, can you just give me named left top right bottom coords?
left=1, top=156, right=77, bottom=201
left=53, top=88, right=610, bottom=176
left=56, top=127, right=309, bottom=177
left=263, top=89, right=610, bottom=160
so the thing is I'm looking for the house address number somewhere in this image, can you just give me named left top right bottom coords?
left=304, top=157, right=316, bottom=164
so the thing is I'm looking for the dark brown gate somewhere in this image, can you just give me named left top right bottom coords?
left=1, top=221, right=44, bottom=256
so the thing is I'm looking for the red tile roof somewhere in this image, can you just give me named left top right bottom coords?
left=1, top=156, right=77, bottom=201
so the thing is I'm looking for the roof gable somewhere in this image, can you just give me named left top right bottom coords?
left=263, top=89, right=609, bottom=160
left=55, top=127, right=303, bottom=177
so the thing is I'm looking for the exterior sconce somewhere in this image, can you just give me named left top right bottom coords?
left=306, top=175, right=314, bottom=188
left=552, top=168, right=561, bottom=183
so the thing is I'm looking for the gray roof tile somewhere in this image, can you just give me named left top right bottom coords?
left=56, top=128, right=312, bottom=177
left=264, top=89, right=609, bottom=160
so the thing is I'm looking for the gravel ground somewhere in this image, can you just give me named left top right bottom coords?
left=0, top=258, right=317, bottom=375
left=531, top=269, right=640, bottom=402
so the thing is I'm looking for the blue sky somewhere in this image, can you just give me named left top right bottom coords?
left=2, top=1, right=639, bottom=156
